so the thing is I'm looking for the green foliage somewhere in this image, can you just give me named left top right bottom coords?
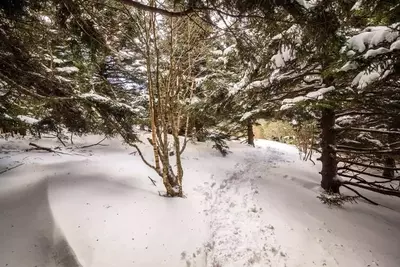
left=209, top=133, right=231, bottom=157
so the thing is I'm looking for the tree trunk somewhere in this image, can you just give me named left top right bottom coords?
left=247, top=119, right=255, bottom=147
left=320, top=108, right=340, bottom=193
left=195, top=120, right=206, bottom=142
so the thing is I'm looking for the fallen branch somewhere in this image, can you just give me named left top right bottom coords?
left=0, top=163, right=24, bottom=175
left=79, top=137, right=108, bottom=149
left=27, top=142, right=56, bottom=153
left=26, top=143, right=72, bottom=155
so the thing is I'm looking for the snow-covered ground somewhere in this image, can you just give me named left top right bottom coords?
left=1, top=135, right=400, bottom=267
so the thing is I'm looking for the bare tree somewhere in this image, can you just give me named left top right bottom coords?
left=132, top=1, right=209, bottom=197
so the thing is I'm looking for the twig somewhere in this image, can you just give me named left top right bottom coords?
left=79, top=137, right=108, bottom=149
left=148, top=176, right=157, bottom=186
left=342, top=185, right=379, bottom=205
left=0, top=163, right=24, bottom=175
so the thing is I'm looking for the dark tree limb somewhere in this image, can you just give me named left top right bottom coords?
left=342, top=181, right=400, bottom=197
left=335, top=149, right=400, bottom=155
left=340, top=127, right=400, bottom=135
left=342, top=185, right=379, bottom=205
left=338, top=167, right=398, bottom=180
left=57, top=134, right=67, bottom=147
left=339, top=160, right=400, bottom=171
left=131, top=144, right=161, bottom=176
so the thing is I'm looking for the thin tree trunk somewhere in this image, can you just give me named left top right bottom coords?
left=145, top=2, right=161, bottom=174
left=247, top=119, right=255, bottom=147
left=320, top=108, right=340, bottom=193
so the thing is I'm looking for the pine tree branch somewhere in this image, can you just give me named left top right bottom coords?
left=335, top=148, right=400, bottom=155
left=338, top=167, right=397, bottom=180
left=339, top=160, right=400, bottom=171
left=339, top=127, right=400, bottom=135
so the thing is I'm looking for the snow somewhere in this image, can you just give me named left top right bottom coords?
left=336, top=115, right=360, bottom=126
left=190, top=96, right=201, bottom=104
left=340, top=61, right=358, bottom=72
left=390, top=39, right=400, bottom=50
left=346, top=26, right=399, bottom=53
left=295, top=0, right=310, bottom=9
left=79, top=93, right=144, bottom=114
left=223, top=45, right=236, bottom=56
left=56, top=66, right=79, bottom=74
left=4, top=114, right=13, bottom=119
left=245, top=79, right=270, bottom=91
left=352, top=69, right=382, bottom=89
left=281, top=86, right=335, bottom=110
left=1, top=135, right=400, bottom=267
left=16, top=115, right=39, bottom=124
left=271, top=46, right=295, bottom=69
left=363, top=47, right=390, bottom=59
left=240, top=109, right=261, bottom=121
left=39, top=15, right=52, bottom=25
left=351, top=0, right=363, bottom=11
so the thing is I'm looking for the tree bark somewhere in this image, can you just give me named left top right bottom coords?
left=195, top=120, right=206, bottom=142
left=247, top=119, right=255, bottom=147
left=320, top=108, right=340, bottom=193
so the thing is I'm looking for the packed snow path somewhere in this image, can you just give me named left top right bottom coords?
left=1, top=136, right=400, bottom=267
left=197, top=151, right=287, bottom=267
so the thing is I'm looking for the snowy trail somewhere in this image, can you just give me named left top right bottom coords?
left=198, top=151, right=287, bottom=267
left=2, top=136, right=400, bottom=267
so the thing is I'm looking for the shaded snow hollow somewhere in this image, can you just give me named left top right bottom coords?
left=1, top=135, right=400, bottom=267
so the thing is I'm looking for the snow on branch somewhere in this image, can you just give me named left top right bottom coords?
left=280, top=86, right=335, bottom=110
left=345, top=25, right=399, bottom=53
left=240, top=109, right=261, bottom=122
left=16, top=115, right=39, bottom=125
left=55, top=66, right=79, bottom=74
left=79, top=93, right=145, bottom=114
